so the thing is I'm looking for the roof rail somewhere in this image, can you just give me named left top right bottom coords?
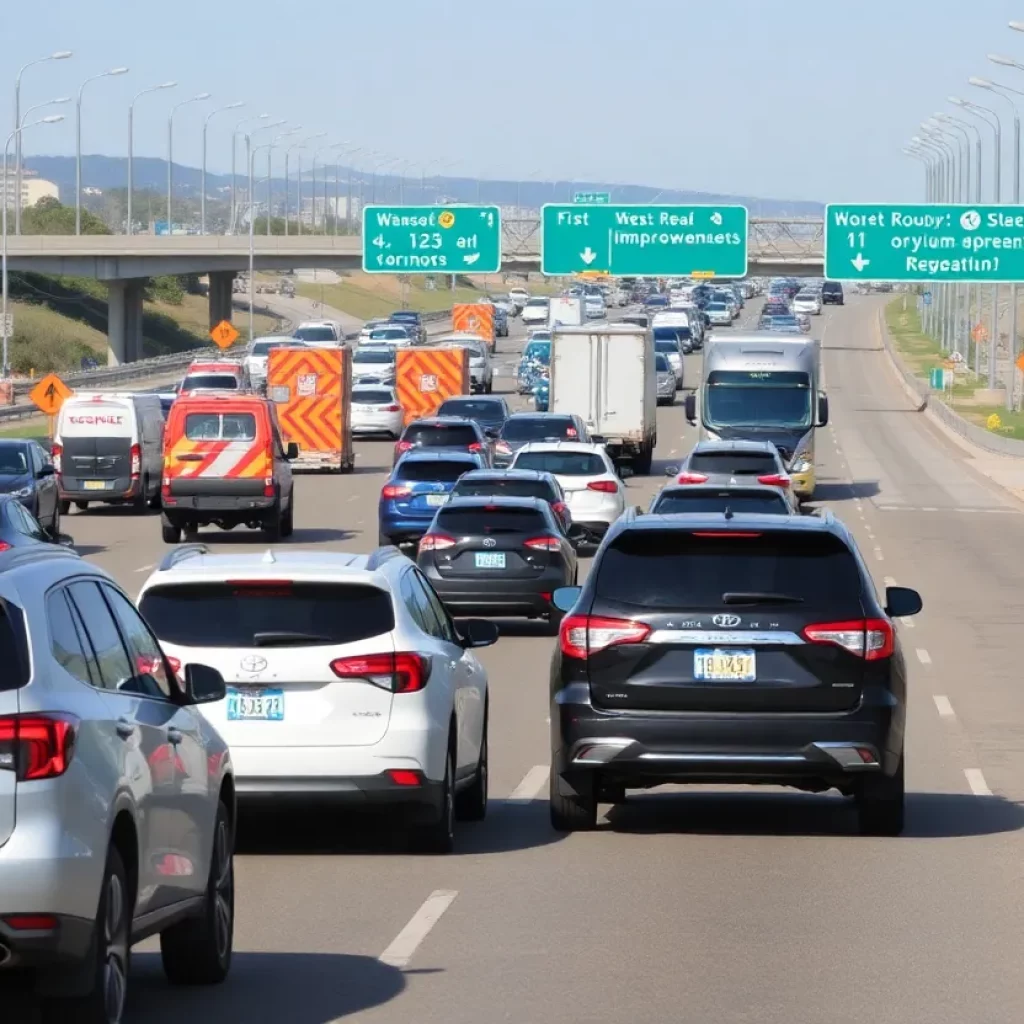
left=158, top=544, right=211, bottom=571
left=0, top=545, right=83, bottom=572
left=366, top=545, right=404, bottom=571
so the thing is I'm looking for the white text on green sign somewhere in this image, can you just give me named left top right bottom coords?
left=824, top=204, right=1024, bottom=282
left=541, top=204, right=748, bottom=277
left=573, top=192, right=610, bottom=204
left=362, top=205, right=501, bottom=274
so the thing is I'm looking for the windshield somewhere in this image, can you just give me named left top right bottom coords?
left=352, top=389, right=396, bottom=405
left=452, top=478, right=553, bottom=501
left=0, top=446, right=28, bottom=474
left=293, top=327, right=336, bottom=342
left=396, top=459, right=475, bottom=482
left=436, top=399, right=506, bottom=424
left=403, top=424, right=479, bottom=446
left=513, top=451, right=604, bottom=475
left=704, top=370, right=813, bottom=431
left=655, top=339, right=679, bottom=354
left=707, top=303, right=728, bottom=311
left=525, top=299, right=548, bottom=308
left=181, top=373, right=239, bottom=392
left=655, top=354, right=671, bottom=371
left=354, top=349, right=394, bottom=364
left=502, top=417, right=576, bottom=441
left=250, top=340, right=292, bottom=356
left=651, top=490, right=790, bottom=515
left=370, top=329, right=408, bottom=341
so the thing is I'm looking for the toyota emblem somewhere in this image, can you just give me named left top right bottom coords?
left=240, top=655, right=268, bottom=673
left=712, top=614, right=741, bottom=628
left=482, top=537, right=497, bottom=548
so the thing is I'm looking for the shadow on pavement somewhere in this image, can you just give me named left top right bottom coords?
left=602, top=789, right=1024, bottom=839
left=187, top=527, right=359, bottom=546
left=128, top=951, right=406, bottom=1023
left=488, top=618, right=559, bottom=640
left=805, top=479, right=880, bottom=502
left=288, top=527, right=361, bottom=544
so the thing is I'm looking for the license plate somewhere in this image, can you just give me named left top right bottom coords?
left=226, top=688, right=284, bottom=721
left=83, top=480, right=108, bottom=491
left=474, top=551, right=506, bottom=569
left=693, top=649, right=756, bottom=682
left=425, top=494, right=448, bottom=507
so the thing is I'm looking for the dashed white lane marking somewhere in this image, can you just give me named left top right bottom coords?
left=507, top=764, right=549, bottom=803
left=916, top=648, right=932, bottom=665
left=933, top=695, right=955, bottom=718
left=964, top=769, right=992, bottom=797
left=921, top=506, right=938, bottom=512
left=134, top=564, right=154, bottom=573
left=873, top=547, right=884, bottom=561
left=379, top=890, right=459, bottom=968
left=883, top=576, right=897, bottom=586
left=347, top=495, right=358, bottom=502
left=901, top=617, right=915, bottom=628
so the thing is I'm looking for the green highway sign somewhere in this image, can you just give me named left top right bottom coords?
left=541, top=204, right=748, bottom=277
left=824, top=203, right=1024, bottom=282
left=573, top=191, right=610, bottom=204
left=362, top=205, right=501, bottom=274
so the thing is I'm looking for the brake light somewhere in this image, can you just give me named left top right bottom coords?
left=395, top=440, right=414, bottom=454
left=0, top=542, right=10, bottom=554
left=0, top=713, right=78, bottom=781
left=263, top=476, right=274, bottom=498
left=228, top=579, right=293, bottom=597
left=676, top=472, right=709, bottom=484
left=566, top=427, right=577, bottom=437
left=803, top=619, right=894, bottom=661
left=552, top=501, right=569, bottom=518
left=387, top=769, right=423, bottom=787
left=418, top=533, right=456, bottom=552
left=587, top=480, right=618, bottom=493
left=166, top=656, right=182, bottom=674
left=757, top=473, right=790, bottom=488
left=129, top=443, right=141, bottom=479
left=467, top=442, right=483, bottom=452
left=330, top=652, right=431, bottom=693
left=381, top=484, right=411, bottom=499
left=3, top=914, right=58, bottom=930
left=495, top=441, right=512, bottom=455
left=382, top=404, right=401, bottom=412
left=524, top=535, right=561, bottom=550
left=51, top=444, right=62, bottom=474
left=559, top=614, right=651, bottom=660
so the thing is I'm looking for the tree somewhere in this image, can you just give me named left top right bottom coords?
left=22, top=197, right=110, bottom=235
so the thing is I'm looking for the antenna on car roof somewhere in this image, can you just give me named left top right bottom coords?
left=724, top=506, right=734, bottom=520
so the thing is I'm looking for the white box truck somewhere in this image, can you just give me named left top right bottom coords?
left=548, top=296, right=585, bottom=328
left=549, top=324, right=657, bottom=473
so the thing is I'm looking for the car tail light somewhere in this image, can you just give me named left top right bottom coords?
left=381, top=484, right=411, bottom=499
left=387, top=769, right=423, bottom=787
left=166, top=655, right=182, bottom=675
left=587, top=480, right=618, bottom=493
left=51, top=444, right=62, bottom=474
left=559, top=614, right=651, bottom=660
left=552, top=501, right=569, bottom=519
left=803, top=619, right=894, bottom=661
left=3, top=914, right=58, bottom=930
left=495, top=441, right=512, bottom=455
left=263, top=476, right=274, bottom=498
left=467, top=442, right=483, bottom=452
left=330, top=652, right=431, bottom=693
left=0, top=713, right=78, bottom=781
left=524, top=535, right=561, bottom=550
left=757, top=473, right=790, bottom=488
left=418, top=533, right=456, bottom=552
left=676, top=472, right=709, bottom=484
left=395, top=440, right=414, bottom=454
left=0, top=542, right=11, bottom=554
left=129, top=443, right=141, bottom=479
left=566, top=427, right=578, bottom=437
left=382, top=404, right=401, bottom=412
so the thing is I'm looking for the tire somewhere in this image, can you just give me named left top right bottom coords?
left=263, top=505, right=283, bottom=542
left=634, top=444, right=653, bottom=476
left=42, top=846, right=131, bottom=1024
left=47, top=504, right=61, bottom=542
left=549, top=767, right=597, bottom=832
left=132, top=479, right=148, bottom=514
left=161, top=515, right=181, bottom=544
left=59, top=499, right=70, bottom=515
left=280, top=492, right=294, bottom=538
left=546, top=607, right=564, bottom=636
left=74, top=501, right=89, bottom=512
left=147, top=481, right=162, bottom=510
left=856, top=754, right=905, bottom=836
left=410, top=745, right=455, bottom=854
left=455, top=711, right=488, bottom=822
left=378, top=531, right=393, bottom=547
left=160, top=800, right=234, bottom=985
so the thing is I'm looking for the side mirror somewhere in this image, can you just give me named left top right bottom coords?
left=551, top=586, right=582, bottom=613
left=37, top=465, right=56, bottom=478
left=286, top=441, right=300, bottom=460
left=458, top=618, right=500, bottom=648
left=817, top=393, right=829, bottom=427
left=484, top=426, right=500, bottom=439
left=182, top=663, right=226, bottom=705
left=885, top=586, right=922, bottom=619
left=684, top=392, right=697, bottom=423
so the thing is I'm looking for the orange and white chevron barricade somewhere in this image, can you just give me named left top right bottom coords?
left=395, top=347, right=470, bottom=425
left=452, top=303, right=495, bottom=351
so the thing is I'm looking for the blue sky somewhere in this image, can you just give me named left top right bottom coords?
left=8, top=0, right=1024, bottom=202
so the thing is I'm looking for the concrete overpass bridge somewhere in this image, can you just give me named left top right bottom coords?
left=5, top=218, right=825, bottom=363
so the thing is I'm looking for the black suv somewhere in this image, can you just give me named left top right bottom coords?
left=822, top=281, right=844, bottom=305
left=548, top=510, right=922, bottom=836
left=394, top=417, right=490, bottom=466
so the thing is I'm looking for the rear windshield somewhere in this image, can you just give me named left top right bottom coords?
left=655, top=339, right=678, bottom=354
left=293, top=327, right=336, bottom=342
left=595, top=531, right=863, bottom=609
left=822, top=282, right=843, bottom=293
left=397, top=460, right=475, bottom=483
left=436, top=399, right=506, bottom=422
left=502, top=417, right=576, bottom=441
left=370, top=329, right=408, bottom=341
left=390, top=312, right=418, bottom=322
left=514, top=451, right=604, bottom=476
left=403, top=424, right=478, bottom=446
left=139, top=582, right=394, bottom=648
left=0, top=604, right=29, bottom=691
left=354, top=349, right=394, bottom=364
left=182, top=374, right=239, bottom=392
left=689, top=452, right=777, bottom=475
left=452, top=478, right=553, bottom=501
left=352, top=389, right=395, bottom=405
left=435, top=506, right=548, bottom=534
left=655, top=355, right=671, bottom=371
left=651, top=490, right=790, bottom=515
left=525, top=299, right=548, bottom=308
left=184, top=412, right=257, bottom=441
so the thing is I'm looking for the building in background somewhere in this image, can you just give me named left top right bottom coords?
left=0, top=168, right=60, bottom=209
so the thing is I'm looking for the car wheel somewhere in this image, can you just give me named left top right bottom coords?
left=161, top=515, right=181, bottom=544
left=59, top=499, right=70, bottom=515
left=42, top=846, right=130, bottom=1024
left=410, top=745, right=455, bottom=854
left=280, top=491, right=295, bottom=538
left=455, top=710, right=488, bottom=822
left=263, top=505, right=283, bottom=542
left=132, top=478, right=149, bottom=514
left=549, top=767, right=597, bottom=832
left=856, top=753, right=905, bottom=836
left=160, top=800, right=234, bottom=984
left=74, top=501, right=89, bottom=512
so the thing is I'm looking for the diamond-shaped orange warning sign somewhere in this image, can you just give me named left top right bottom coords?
left=29, top=373, right=72, bottom=416
left=210, top=320, right=240, bottom=349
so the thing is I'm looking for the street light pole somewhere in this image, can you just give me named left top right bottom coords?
left=266, top=127, right=300, bottom=236
left=201, top=101, right=243, bottom=234
left=285, top=133, right=325, bottom=236
left=76, top=67, right=128, bottom=235
left=128, top=82, right=175, bottom=235
left=242, top=120, right=285, bottom=236
left=230, top=114, right=268, bottom=233
left=167, top=93, right=210, bottom=233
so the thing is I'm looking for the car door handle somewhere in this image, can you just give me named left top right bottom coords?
left=116, top=717, right=135, bottom=739
left=167, top=728, right=183, bottom=745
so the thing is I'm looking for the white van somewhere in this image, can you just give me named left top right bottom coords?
left=53, top=392, right=165, bottom=513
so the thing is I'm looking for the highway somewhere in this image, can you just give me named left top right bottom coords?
left=30, top=297, right=1024, bottom=1024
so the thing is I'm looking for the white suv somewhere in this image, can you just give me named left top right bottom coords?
left=137, top=544, right=499, bottom=853
left=508, top=441, right=627, bottom=546
left=0, top=545, right=234, bottom=1022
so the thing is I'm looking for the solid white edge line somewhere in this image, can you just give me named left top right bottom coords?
left=507, top=764, right=549, bottom=803
left=933, top=695, right=955, bottom=718
left=134, top=564, right=154, bottom=573
left=964, top=768, right=992, bottom=797
left=379, top=890, right=459, bottom=968
left=916, top=648, right=932, bottom=665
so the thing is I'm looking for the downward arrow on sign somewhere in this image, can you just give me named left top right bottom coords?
left=580, top=247, right=597, bottom=265
left=851, top=253, right=870, bottom=272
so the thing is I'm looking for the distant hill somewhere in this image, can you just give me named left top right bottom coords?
left=28, top=154, right=823, bottom=218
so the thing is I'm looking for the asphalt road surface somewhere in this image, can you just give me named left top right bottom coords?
left=41, top=297, right=1024, bottom=1024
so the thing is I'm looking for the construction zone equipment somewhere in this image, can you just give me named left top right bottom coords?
left=395, top=347, right=471, bottom=425
left=267, top=346, right=355, bottom=472
left=452, top=303, right=495, bottom=351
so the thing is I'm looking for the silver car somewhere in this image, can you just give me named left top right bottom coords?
left=437, top=334, right=493, bottom=394
left=655, top=353, right=676, bottom=405
left=705, top=301, right=733, bottom=326
left=243, top=335, right=305, bottom=391
left=352, top=345, right=397, bottom=385
left=351, top=384, right=404, bottom=438
left=672, top=439, right=799, bottom=511
left=0, top=546, right=234, bottom=1021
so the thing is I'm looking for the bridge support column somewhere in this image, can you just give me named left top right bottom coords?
left=208, top=271, right=235, bottom=328
left=107, top=279, right=145, bottom=366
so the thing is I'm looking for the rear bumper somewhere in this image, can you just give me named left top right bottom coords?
left=378, top=511, right=436, bottom=542
left=0, top=913, right=94, bottom=973
left=59, top=476, right=141, bottom=503
left=423, top=568, right=568, bottom=616
left=551, top=684, right=902, bottom=795
left=166, top=493, right=274, bottom=513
